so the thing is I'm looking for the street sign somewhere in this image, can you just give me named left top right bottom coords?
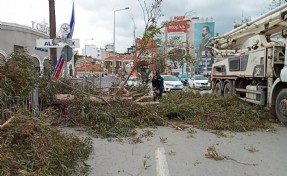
left=66, top=39, right=77, bottom=46
left=52, top=38, right=63, bottom=45
left=60, top=23, right=70, bottom=35
left=62, top=46, right=73, bottom=62
left=36, top=39, right=80, bottom=48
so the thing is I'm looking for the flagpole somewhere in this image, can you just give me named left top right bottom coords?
left=52, top=2, right=75, bottom=79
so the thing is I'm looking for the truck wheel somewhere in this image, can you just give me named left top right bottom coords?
left=275, top=88, right=287, bottom=125
left=223, top=83, right=232, bottom=97
left=214, top=82, right=222, bottom=96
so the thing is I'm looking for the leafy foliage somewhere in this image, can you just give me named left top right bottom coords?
left=152, top=54, right=166, bottom=73
left=158, top=91, right=275, bottom=131
left=168, top=48, right=186, bottom=62
left=56, top=91, right=276, bottom=139
left=64, top=97, right=163, bottom=138
left=0, top=115, right=92, bottom=175
left=0, top=51, right=37, bottom=97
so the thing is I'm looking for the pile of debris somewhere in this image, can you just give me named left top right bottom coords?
left=157, top=92, right=276, bottom=131
left=0, top=115, right=92, bottom=175
left=53, top=91, right=276, bottom=138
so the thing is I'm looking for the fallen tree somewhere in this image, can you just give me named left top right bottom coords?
left=50, top=91, right=277, bottom=138
left=0, top=115, right=92, bottom=175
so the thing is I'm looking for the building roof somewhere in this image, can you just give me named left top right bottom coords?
left=75, top=65, right=103, bottom=71
left=104, top=55, right=136, bottom=61
left=0, top=21, right=49, bottom=38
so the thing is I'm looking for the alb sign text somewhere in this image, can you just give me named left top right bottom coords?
left=36, top=39, right=80, bottom=48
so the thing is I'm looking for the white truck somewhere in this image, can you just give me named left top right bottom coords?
left=206, top=4, right=287, bottom=124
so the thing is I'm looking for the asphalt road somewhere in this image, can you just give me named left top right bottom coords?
left=61, top=80, right=287, bottom=176
left=62, top=124, right=287, bottom=176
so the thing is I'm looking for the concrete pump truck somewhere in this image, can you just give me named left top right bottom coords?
left=206, top=4, right=287, bottom=125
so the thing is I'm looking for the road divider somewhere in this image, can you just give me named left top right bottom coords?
left=155, top=147, right=170, bottom=176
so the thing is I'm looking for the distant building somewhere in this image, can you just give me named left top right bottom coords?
left=104, top=55, right=136, bottom=74
left=75, top=64, right=106, bottom=77
left=74, top=55, right=103, bottom=68
left=82, top=44, right=107, bottom=60
left=135, top=38, right=157, bottom=57
left=164, top=16, right=215, bottom=75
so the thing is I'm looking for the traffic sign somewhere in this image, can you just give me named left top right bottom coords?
left=62, top=46, right=73, bottom=62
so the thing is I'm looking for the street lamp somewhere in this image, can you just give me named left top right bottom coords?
left=112, top=7, right=129, bottom=75
left=184, top=10, right=196, bottom=19
left=84, top=38, right=94, bottom=76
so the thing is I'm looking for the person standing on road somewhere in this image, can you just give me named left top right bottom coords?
left=152, top=72, right=164, bottom=101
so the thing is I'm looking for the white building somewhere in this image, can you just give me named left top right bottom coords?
left=0, top=21, right=76, bottom=77
left=82, top=44, right=107, bottom=60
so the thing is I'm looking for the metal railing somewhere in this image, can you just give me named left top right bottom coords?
left=0, top=88, right=46, bottom=120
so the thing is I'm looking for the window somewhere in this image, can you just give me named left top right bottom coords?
left=14, top=45, right=24, bottom=53
left=229, top=56, right=240, bottom=71
left=229, top=55, right=249, bottom=71
left=33, top=57, right=40, bottom=73
left=213, top=65, right=226, bottom=73
left=194, top=76, right=207, bottom=80
left=240, top=55, right=249, bottom=71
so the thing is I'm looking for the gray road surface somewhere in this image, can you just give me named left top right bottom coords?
left=63, top=125, right=287, bottom=176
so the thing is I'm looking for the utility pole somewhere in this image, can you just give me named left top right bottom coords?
left=49, top=0, right=57, bottom=67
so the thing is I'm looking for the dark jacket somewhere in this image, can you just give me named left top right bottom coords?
left=152, top=76, right=164, bottom=90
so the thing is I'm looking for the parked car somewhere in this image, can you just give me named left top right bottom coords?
left=178, top=74, right=190, bottom=85
left=188, top=75, right=210, bottom=90
left=126, top=76, right=141, bottom=87
left=161, top=75, right=183, bottom=92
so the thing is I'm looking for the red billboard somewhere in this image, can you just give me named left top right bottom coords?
left=166, top=21, right=187, bottom=33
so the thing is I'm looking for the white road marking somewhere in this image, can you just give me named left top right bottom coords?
left=155, top=147, right=170, bottom=176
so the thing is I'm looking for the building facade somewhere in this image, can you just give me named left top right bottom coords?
left=82, top=44, right=107, bottom=60
left=0, top=21, right=75, bottom=76
left=164, top=16, right=215, bottom=75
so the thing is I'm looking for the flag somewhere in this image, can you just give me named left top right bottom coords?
left=52, top=55, right=65, bottom=78
left=67, top=2, right=75, bottom=39
left=52, top=2, right=75, bottom=79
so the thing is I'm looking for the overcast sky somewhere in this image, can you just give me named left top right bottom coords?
left=0, top=0, right=274, bottom=53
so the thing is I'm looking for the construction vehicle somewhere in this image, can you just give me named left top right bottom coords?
left=205, top=4, right=287, bottom=124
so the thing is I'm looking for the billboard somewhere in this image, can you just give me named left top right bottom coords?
left=166, top=21, right=187, bottom=33
left=166, top=21, right=188, bottom=52
left=194, top=22, right=215, bottom=57
left=167, top=32, right=186, bottom=46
